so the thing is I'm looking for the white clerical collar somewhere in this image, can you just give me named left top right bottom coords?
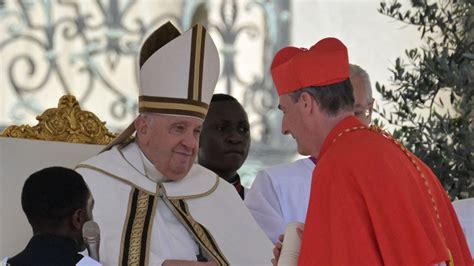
left=137, top=144, right=168, bottom=183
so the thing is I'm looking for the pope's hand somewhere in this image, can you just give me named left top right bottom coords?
left=271, top=234, right=284, bottom=266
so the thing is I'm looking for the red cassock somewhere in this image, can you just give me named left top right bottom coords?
left=298, top=116, right=472, bottom=266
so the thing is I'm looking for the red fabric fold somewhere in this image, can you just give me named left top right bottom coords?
left=299, top=116, right=471, bottom=265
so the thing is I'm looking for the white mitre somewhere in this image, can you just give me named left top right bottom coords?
left=103, top=21, right=220, bottom=151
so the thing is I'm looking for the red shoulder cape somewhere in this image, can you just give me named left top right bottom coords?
left=298, top=116, right=471, bottom=265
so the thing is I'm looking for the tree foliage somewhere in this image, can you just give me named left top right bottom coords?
left=377, top=0, right=474, bottom=199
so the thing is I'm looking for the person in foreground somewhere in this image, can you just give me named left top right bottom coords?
left=198, top=93, right=251, bottom=199
left=245, top=64, right=374, bottom=243
left=270, top=37, right=472, bottom=265
left=2, top=167, right=99, bottom=266
left=76, top=22, right=273, bottom=265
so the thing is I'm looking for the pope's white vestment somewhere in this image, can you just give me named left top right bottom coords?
left=77, top=142, right=272, bottom=265
left=244, top=158, right=315, bottom=243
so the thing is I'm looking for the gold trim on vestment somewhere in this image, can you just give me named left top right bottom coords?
left=76, top=154, right=223, bottom=263
left=77, top=154, right=219, bottom=198
left=127, top=190, right=151, bottom=265
left=119, top=188, right=135, bottom=266
left=166, top=198, right=229, bottom=265
left=75, top=164, right=155, bottom=194
left=372, top=127, right=453, bottom=265
left=115, top=143, right=219, bottom=199
left=116, top=187, right=156, bottom=266
left=145, top=184, right=160, bottom=266
left=331, top=125, right=453, bottom=265
left=163, top=175, right=220, bottom=200
left=117, top=144, right=148, bottom=179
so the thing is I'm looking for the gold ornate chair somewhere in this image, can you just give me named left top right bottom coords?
left=0, top=95, right=117, bottom=257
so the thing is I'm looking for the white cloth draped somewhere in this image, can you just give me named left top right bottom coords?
left=452, top=198, right=474, bottom=258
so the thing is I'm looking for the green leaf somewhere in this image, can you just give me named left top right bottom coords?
left=377, top=0, right=474, bottom=199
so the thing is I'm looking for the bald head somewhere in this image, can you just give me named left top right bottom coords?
left=349, top=64, right=373, bottom=125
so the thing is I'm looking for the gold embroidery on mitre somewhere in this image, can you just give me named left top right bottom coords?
left=138, top=101, right=208, bottom=115
left=192, top=25, right=205, bottom=101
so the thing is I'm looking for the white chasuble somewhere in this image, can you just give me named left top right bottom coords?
left=77, top=143, right=272, bottom=265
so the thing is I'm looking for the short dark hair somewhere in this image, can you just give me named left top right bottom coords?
left=210, top=93, right=239, bottom=103
left=289, top=79, right=354, bottom=116
left=21, top=167, right=89, bottom=228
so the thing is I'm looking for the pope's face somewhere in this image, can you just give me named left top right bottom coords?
left=137, top=114, right=202, bottom=181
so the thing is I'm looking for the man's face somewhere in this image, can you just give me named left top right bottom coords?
left=279, top=94, right=312, bottom=155
left=137, top=114, right=202, bottom=181
left=198, top=100, right=250, bottom=175
left=351, top=75, right=374, bottom=126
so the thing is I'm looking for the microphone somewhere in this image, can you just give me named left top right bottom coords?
left=82, top=220, right=101, bottom=262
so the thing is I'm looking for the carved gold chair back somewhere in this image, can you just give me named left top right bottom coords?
left=0, top=95, right=117, bottom=144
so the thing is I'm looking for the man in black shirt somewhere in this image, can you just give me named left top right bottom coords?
left=6, top=167, right=97, bottom=266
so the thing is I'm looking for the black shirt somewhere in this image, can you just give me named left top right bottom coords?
left=8, top=234, right=83, bottom=266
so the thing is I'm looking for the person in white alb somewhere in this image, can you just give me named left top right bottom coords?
left=76, top=22, right=273, bottom=266
left=452, top=198, right=474, bottom=261
left=244, top=64, right=374, bottom=243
